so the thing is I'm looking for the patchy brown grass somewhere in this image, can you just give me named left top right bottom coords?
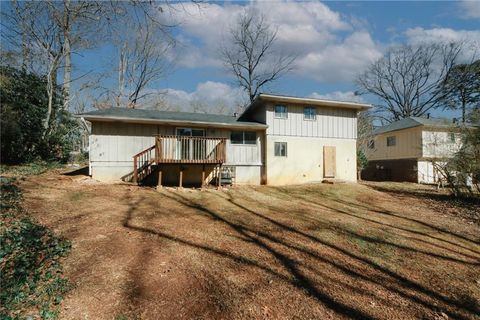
left=19, top=171, right=480, bottom=320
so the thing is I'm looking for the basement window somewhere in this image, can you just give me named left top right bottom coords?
left=231, top=131, right=257, bottom=145
left=274, top=142, right=287, bottom=157
left=449, top=132, right=456, bottom=143
left=386, top=136, right=396, bottom=147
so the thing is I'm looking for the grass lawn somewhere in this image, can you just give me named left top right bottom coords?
left=16, top=171, right=480, bottom=319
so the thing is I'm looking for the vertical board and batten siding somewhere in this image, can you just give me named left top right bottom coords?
left=89, top=121, right=263, bottom=181
left=265, top=103, right=357, bottom=139
left=90, top=123, right=262, bottom=165
left=90, top=122, right=161, bottom=163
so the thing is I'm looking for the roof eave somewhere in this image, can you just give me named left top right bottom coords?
left=238, top=94, right=372, bottom=119
left=78, top=115, right=268, bottom=130
left=258, top=94, right=372, bottom=110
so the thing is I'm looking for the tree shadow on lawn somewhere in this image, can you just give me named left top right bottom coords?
left=265, top=186, right=480, bottom=252
left=120, top=188, right=479, bottom=320
left=212, top=191, right=480, bottom=317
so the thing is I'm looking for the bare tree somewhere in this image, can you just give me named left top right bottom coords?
left=357, top=43, right=463, bottom=123
left=115, top=20, right=174, bottom=109
left=4, top=1, right=65, bottom=137
left=221, top=11, right=296, bottom=103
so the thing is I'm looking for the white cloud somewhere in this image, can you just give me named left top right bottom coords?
left=309, top=90, right=365, bottom=103
left=458, top=1, right=480, bottom=19
left=404, top=27, right=480, bottom=63
left=295, top=31, right=382, bottom=82
left=405, top=27, right=480, bottom=46
left=165, top=1, right=381, bottom=83
left=161, top=81, right=247, bottom=114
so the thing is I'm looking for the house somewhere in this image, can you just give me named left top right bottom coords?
left=79, top=94, right=371, bottom=186
left=362, top=117, right=464, bottom=184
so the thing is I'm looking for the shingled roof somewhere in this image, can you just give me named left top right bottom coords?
left=373, top=117, right=457, bottom=135
left=78, top=107, right=267, bottom=129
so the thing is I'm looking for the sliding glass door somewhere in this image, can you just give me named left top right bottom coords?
left=176, top=128, right=206, bottom=160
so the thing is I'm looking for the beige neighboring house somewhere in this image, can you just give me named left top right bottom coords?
left=79, top=94, right=370, bottom=186
left=362, top=117, right=463, bottom=184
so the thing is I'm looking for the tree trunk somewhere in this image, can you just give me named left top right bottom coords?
left=43, top=57, right=60, bottom=139
left=117, top=43, right=127, bottom=108
left=62, top=0, right=71, bottom=112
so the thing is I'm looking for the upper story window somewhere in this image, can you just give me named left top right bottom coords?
left=386, top=136, right=396, bottom=147
left=449, top=132, right=456, bottom=143
left=231, top=131, right=257, bottom=145
left=274, top=105, right=288, bottom=119
left=368, top=140, right=375, bottom=149
left=274, top=142, right=287, bottom=157
left=303, top=107, right=316, bottom=120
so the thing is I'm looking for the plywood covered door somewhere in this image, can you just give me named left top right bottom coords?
left=323, top=146, right=336, bottom=178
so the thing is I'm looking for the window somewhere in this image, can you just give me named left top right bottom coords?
left=274, top=142, right=287, bottom=157
left=368, top=140, right=375, bottom=149
left=231, top=131, right=243, bottom=144
left=449, top=132, right=455, bottom=143
left=244, top=131, right=257, bottom=145
left=386, top=136, right=396, bottom=147
left=274, top=105, right=288, bottom=119
left=231, top=131, right=257, bottom=145
left=304, top=107, right=316, bottom=120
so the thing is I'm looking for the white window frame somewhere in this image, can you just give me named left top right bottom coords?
left=386, top=136, right=396, bottom=147
left=230, top=131, right=257, bottom=145
left=274, top=142, right=287, bottom=157
left=274, top=105, right=288, bottom=119
left=303, top=106, right=316, bottom=121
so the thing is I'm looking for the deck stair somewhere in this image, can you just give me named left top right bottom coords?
left=132, top=135, right=227, bottom=186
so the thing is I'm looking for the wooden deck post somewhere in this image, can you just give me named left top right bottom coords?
left=157, top=166, right=162, bottom=188
left=179, top=169, right=183, bottom=188
left=217, top=164, right=222, bottom=189
left=133, top=157, right=138, bottom=184
left=201, top=164, right=206, bottom=188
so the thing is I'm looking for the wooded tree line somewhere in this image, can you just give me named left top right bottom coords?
left=1, top=0, right=176, bottom=163
left=356, top=41, right=479, bottom=198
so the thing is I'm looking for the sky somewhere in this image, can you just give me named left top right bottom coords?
left=62, top=1, right=480, bottom=114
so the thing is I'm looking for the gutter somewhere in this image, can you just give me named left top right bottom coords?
left=76, top=115, right=268, bottom=130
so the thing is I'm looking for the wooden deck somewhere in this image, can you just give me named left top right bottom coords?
left=133, top=135, right=227, bottom=186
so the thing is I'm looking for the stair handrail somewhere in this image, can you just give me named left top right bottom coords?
left=133, top=145, right=156, bottom=183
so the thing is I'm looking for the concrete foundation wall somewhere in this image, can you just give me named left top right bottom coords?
left=265, top=136, right=357, bottom=185
left=234, top=165, right=262, bottom=185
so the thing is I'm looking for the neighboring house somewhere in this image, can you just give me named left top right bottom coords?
left=362, top=117, right=463, bottom=184
left=79, top=94, right=370, bottom=186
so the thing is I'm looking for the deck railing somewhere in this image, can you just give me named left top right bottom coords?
left=132, top=135, right=227, bottom=183
left=132, top=145, right=156, bottom=183
left=155, top=135, right=226, bottom=164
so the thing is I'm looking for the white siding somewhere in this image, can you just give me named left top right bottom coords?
left=422, top=130, right=462, bottom=158
left=265, top=103, right=357, bottom=139
left=89, top=121, right=263, bottom=182
left=225, top=135, right=262, bottom=165
left=266, top=135, right=357, bottom=185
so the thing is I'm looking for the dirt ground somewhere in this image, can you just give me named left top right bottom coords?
left=19, top=170, right=480, bottom=320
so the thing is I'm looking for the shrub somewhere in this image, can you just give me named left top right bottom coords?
left=0, top=178, right=71, bottom=319
left=0, top=66, right=79, bottom=164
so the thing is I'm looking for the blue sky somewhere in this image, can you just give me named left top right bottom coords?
left=71, top=1, right=480, bottom=114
